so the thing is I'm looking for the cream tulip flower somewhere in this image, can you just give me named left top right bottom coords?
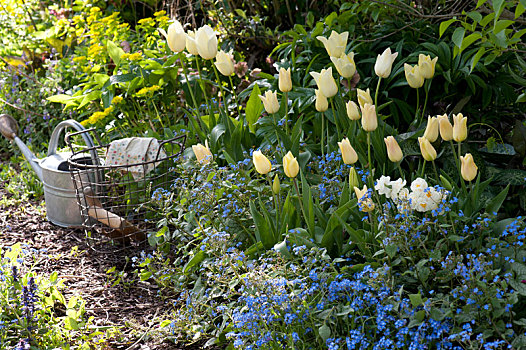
left=346, top=101, right=360, bottom=120
left=159, top=19, right=186, bottom=53
left=418, top=136, right=437, bottom=161
left=452, top=113, right=468, bottom=142
left=283, top=151, right=299, bottom=178
left=192, top=140, right=213, bottom=164
left=214, top=50, right=235, bottom=76
left=330, top=52, right=356, bottom=79
left=460, top=153, right=478, bottom=181
left=316, top=31, right=349, bottom=58
left=315, top=89, right=328, bottom=112
left=195, top=25, right=218, bottom=59
left=310, top=67, right=338, bottom=98
left=384, top=136, right=403, bottom=162
left=338, top=137, right=358, bottom=165
left=279, top=67, right=292, bottom=92
left=404, top=63, right=424, bottom=88
left=252, top=150, right=272, bottom=175
left=357, top=88, right=373, bottom=109
left=185, top=30, right=199, bottom=55
left=354, top=185, right=375, bottom=212
left=423, top=116, right=439, bottom=142
left=361, top=103, right=377, bottom=132
left=437, top=114, right=453, bottom=141
left=258, top=91, right=280, bottom=114
left=374, top=48, right=398, bottom=78
left=418, top=54, right=438, bottom=79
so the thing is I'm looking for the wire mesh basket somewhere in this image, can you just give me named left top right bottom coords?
left=66, top=129, right=186, bottom=251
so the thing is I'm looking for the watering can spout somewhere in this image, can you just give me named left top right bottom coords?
left=0, top=114, right=43, bottom=181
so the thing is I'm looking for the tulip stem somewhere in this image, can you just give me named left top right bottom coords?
left=212, top=64, right=229, bottom=119
left=374, top=77, right=382, bottom=109
left=420, top=160, right=426, bottom=178
left=396, top=162, right=404, bottom=180
left=228, top=75, right=241, bottom=116
left=284, top=91, right=289, bottom=136
left=321, top=112, right=325, bottom=158
left=422, top=79, right=431, bottom=122
left=194, top=58, right=211, bottom=115
left=272, top=113, right=283, bottom=155
left=450, top=140, right=468, bottom=197
left=330, top=98, right=342, bottom=141
left=367, top=131, right=373, bottom=186
left=347, top=78, right=353, bottom=100
left=432, top=160, right=440, bottom=185
left=292, top=177, right=308, bottom=234
left=268, top=175, right=280, bottom=238
left=415, top=88, right=420, bottom=126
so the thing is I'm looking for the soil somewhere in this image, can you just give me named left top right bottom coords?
left=0, top=175, right=214, bottom=349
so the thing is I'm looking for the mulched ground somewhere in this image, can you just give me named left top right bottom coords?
left=0, top=174, right=212, bottom=349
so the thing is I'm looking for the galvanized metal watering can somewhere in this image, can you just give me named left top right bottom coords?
left=0, top=114, right=98, bottom=227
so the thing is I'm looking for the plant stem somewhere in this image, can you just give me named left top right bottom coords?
left=374, top=77, right=382, bottom=109
left=212, top=64, right=229, bottom=118
left=321, top=112, right=325, bottom=158
left=284, top=91, right=289, bottom=135
left=268, top=175, right=280, bottom=240
left=194, top=58, right=211, bottom=111
left=228, top=75, right=240, bottom=116
left=420, top=160, right=426, bottom=178
left=292, top=177, right=308, bottom=231
left=396, top=162, right=404, bottom=180
left=179, top=53, right=199, bottom=113
left=415, top=87, right=420, bottom=126
left=422, top=79, right=432, bottom=122
left=367, top=131, right=373, bottom=186
left=272, top=113, right=283, bottom=155
left=330, top=97, right=342, bottom=141
left=450, top=140, right=468, bottom=197
left=432, top=160, right=440, bottom=185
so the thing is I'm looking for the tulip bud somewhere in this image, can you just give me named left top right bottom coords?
left=195, top=25, right=218, bottom=60
left=192, top=140, right=213, bottom=164
left=418, top=136, right=437, bottom=161
left=185, top=30, right=199, bottom=55
left=354, top=185, right=375, bottom=212
left=310, top=67, right=338, bottom=98
left=439, top=175, right=453, bottom=191
left=338, top=137, right=358, bottom=165
left=384, top=136, right=403, bottom=162
left=423, top=116, right=439, bottom=142
left=272, top=174, right=280, bottom=194
left=283, top=151, right=299, bottom=178
left=159, top=19, right=186, bottom=53
left=357, top=88, right=373, bottom=110
left=330, top=52, right=356, bottom=79
left=252, top=150, right=272, bottom=175
left=361, top=103, right=377, bottom=132
left=315, top=89, right=328, bottom=112
left=259, top=90, right=280, bottom=114
left=349, top=167, right=359, bottom=190
left=346, top=101, right=360, bottom=120
left=279, top=67, right=292, bottom=92
left=316, top=30, right=349, bottom=58
left=460, top=153, right=478, bottom=182
left=452, top=113, right=468, bottom=142
left=404, top=63, right=424, bottom=89
left=214, top=50, right=235, bottom=76
left=374, top=47, right=398, bottom=78
left=418, top=54, right=438, bottom=79
left=437, top=114, right=453, bottom=141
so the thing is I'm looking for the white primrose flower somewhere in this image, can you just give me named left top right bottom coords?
left=396, top=188, right=411, bottom=213
left=410, top=178, right=428, bottom=193
left=389, top=178, right=406, bottom=200
left=374, top=175, right=392, bottom=197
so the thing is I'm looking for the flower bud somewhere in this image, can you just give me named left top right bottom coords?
left=453, top=113, right=468, bottom=142
left=418, top=136, right=437, bottom=161
left=316, top=30, right=348, bottom=58
left=279, top=67, right=292, bottom=92
left=195, top=25, right=218, bottom=60
left=374, top=47, right=398, bottom=78
left=460, top=153, right=478, bottom=182
left=357, top=88, right=373, bottom=109
left=346, top=101, right=360, bottom=120
left=214, top=50, right=235, bottom=76
left=349, top=167, right=359, bottom=190
left=192, top=140, right=213, bottom=164
left=437, top=114, right=453, bottom=141
left=259, top=90, right=280, bottom=114
left=354, top=185, right=375, bottom=212
left=185, top=30, right=199, bottom=55
left=252, top=150, right=272, bottom=175
left=338, top=137, right=358, bottom=165
left=272, top=174, right=280, bottom=194
left=418, top=54, right=438, bottom=79
left=315, top=89, right=328, bottom=112
left=423, top=116, right=439, bottom=142
left=310, top=67, right=338, bottom=98
left=404, top=63, right=424, bottom=88
left=330, top=52, right=356, bottom=79
left=283, top=151, right=299, bottom=178
left=159, top=19, right=186, bottom=53
left=384, top=136, right=403, bottom=162
left=360, top=103, right=377, bottom=132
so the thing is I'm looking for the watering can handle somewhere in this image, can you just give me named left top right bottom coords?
left=48, top=120, right=96, bottom=157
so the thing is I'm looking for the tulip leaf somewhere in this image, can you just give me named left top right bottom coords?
left=486, top=184, right=509, bottom=215
left=246, top=83, right=263, bottom=133
left=300, top=171, right=315, bottom=237
left=249, top=200, right=274, bottom=249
